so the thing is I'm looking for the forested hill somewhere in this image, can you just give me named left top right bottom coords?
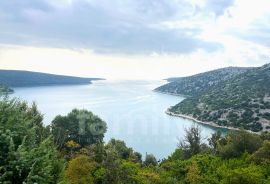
left=0, top=70, right=103, bottom=87
left=155, top=67, right=252, bottom=97
left=165, top=77, right=182, bottom=82
left=169, top=63, right=270, bottom=132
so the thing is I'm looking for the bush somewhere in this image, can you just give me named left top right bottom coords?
left=218, top=130, right=263, bottom=159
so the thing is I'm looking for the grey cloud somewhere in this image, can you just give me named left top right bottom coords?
left=230, top=17, right=270, bottom=48
left=0, top=0, right=53, bottom=22
left=0, top=0, right=224, bottom=54
left=205, top=0, right=235, bottom=16
left=241, top=27, right=270, bottom=48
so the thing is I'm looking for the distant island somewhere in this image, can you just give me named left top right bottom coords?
left=0, top=70, right=104, bottom=87
left=155, top=64, right=270, bottom=132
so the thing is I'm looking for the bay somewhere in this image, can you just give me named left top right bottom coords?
left=13, top=80, right=219, bottom=159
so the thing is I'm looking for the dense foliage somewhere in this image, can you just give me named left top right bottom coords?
left=165, top=63, right=270, bottom=132
left=51, top=109, right=107, bottom=150
left=0, top=70, right=102, bottom=87
left=1, top=96, right=270, bottom=183
left=0, top=85, right=13, bottom=95
left=0, top=96, right=63, bottom=183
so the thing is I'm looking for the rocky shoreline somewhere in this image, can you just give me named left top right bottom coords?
left=155, top=90, right=260, bottom=134
left=165, top=110, right=240, bottom=131
left=153, top=90, right=189, bottom=98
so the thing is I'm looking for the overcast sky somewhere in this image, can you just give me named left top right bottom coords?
left=0, top=0, right=270, bottom=79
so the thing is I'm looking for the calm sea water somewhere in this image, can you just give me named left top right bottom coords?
left=13, top=80, right=219, bottom=159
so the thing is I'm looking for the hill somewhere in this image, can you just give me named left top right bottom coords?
left=165, top=77, right=182, bottom=82
left=0, top=70, right=103, bottom=87
left=155, top=67, right=252, bottom=97
left=168, top=63, right=270, bottom=132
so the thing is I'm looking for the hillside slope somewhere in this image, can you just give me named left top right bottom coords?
left=0, top=70, right=103, bottom=87
left=169, top=64, right=270, bottom=132
left=155, top=67, right=252, bottom=97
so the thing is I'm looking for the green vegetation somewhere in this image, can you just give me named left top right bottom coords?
left=0, top=85, right=13, bottom=95
left=0, top=70, right=103, bottom=87
left=1, top=96, right=270, bottom=183
left=51, top=109, right=107, bottom=150
left=160, top=63, right=270, bottom=132
left=155, top=67, right=251, bottom=96
left=0, top=96, right=63, bottom=183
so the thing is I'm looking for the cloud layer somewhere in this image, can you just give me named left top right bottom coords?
left=1, top=0, right=270, bottom=80
left=0, top=0, right=237, bottom=54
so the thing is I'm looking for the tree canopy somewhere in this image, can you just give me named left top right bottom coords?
left=1, top=96, right=270, bottom=184
left=51, top=109, right=107, bottom=150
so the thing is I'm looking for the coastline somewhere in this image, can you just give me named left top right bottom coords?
left=153, top=90, right=189, bottom=98
left=154, top=89, right=261, bottom=134
left=165, top=110, right=240, bottom=131
left=155, top=89, right=239, bottom=131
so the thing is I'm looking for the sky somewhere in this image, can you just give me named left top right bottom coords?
left=0, top=0, right=270, bottom=79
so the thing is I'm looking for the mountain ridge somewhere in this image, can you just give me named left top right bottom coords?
left=166, top=64, right=270, bottom=132
left=155, top=66, right=253, bottom=97
left=0, top=70, right=104, bottom=87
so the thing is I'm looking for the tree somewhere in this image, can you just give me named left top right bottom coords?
left=218, top=130, right=263, bottom=159
left=22, top=137, right=64, bottom=184
left=65, top=155, right=97, bottom=184
left=102, top=148, right=121, bottom=183
left=178, top=124, right=204, bottom=158
left=65, top=140, right=81, bottom=158
left=118, top=160, right=140, bottom=183
left=186, top=161, right=203, bottom=184
left=0, top=85, right=13, bottom=96
left=260, top=131, right=270, bottom=141
left=0, top=97, right=47, bottom=148
left=136, top=167, right=161, bottom=184
left=208, top=130, right=222, bottom=150
left=133, top=152, right=143, bottom=163
left=93, top=142, right=106, bottom=163
left=0, top=97, right=63, bottom=184
left=251, top=141, right=270, bottom=164
left=167, top=148, right=183, bottom=161
left=51, top=109, right=107, bottom=149
left=144, top=154, right=158, bottom=166
left=221, top=166, right=264, bottom=184
left=106, top=139, right=133, bottom=160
